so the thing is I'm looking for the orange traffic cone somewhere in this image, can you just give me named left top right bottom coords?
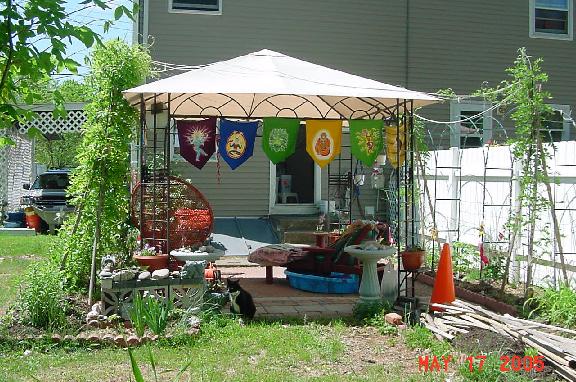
left=429, top=243, right=456, bottom=311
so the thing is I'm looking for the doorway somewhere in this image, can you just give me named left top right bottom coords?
left=270, top=126, right=320, bottom=215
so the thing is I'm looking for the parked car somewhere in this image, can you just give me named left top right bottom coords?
left=21, top=170, right=74, bottom=232
left=21, top=169, right=72, bottom=208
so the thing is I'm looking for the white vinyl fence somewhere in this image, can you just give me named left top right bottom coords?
left=421, top=142, right=576, bottom=287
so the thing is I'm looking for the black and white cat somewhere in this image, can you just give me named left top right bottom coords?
left=227, top=278, right=256, bottom=321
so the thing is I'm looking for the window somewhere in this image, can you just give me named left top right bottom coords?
left=450, top=102, right=493, bottom=149
left=540, top=105, right=572, bottom=142
left=169, top=0, right=222, bottom=14
left=530, top=0, right=573, bottom=40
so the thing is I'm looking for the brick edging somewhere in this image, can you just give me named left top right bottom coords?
left=418, top=273, right=518, bottom=316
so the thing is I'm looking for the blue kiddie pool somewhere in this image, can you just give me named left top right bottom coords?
left=284, top=270, right=359, bottom=294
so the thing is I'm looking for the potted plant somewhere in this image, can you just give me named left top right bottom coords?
left=133, top=243, right=169, bottom=271
left=401, top=244, right=426, bottom=271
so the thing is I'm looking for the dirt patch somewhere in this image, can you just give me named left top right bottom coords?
left=301, top=326, right=423, bottom=378
left=452, top=327, right=521, bottom=355
left=452, top=327, right=558, bottom=380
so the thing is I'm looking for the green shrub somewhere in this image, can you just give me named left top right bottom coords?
left=353, top=300, right=392, bottom=322
left=526, top=282, right=576, bottom=328
left=18, top=261, right=67, bottom=330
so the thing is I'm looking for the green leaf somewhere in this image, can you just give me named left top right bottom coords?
left=0, top=136, right=16, bottom=147
left=114, top=6, right=123, bottom=20
left=147, top=345, right=158, bottom=382
left=26, top=127, right=44, bottom=140
left=63, top=58, right=79, bottom=74
left=128, top=348, right=145, bottom=382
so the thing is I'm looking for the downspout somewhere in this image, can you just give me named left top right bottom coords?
left=405, top=0, right=410, bottom=88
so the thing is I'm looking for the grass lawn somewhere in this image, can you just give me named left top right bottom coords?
left=0, top=235, right=555, bottom=382
left=0, top=235, right=56, bottom=311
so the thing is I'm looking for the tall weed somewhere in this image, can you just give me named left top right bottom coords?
left=526, top=282, right=576, bottom=328
left=18, top=261, right=67, bottom=330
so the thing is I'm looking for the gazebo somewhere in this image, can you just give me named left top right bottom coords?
left=123, top=49, right=438, bottom=297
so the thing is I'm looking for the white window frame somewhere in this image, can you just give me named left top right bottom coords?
left=542, top=104, right=573, bottom=142
left=168, top=0, right=222, bottom=15
left=170, top=118, right=219, bottom=163
left=450, top=101, right=493, bottom=149
left=530, top=0, right=573, bottom=40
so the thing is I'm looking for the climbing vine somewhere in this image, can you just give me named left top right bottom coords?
left=478, top=48, right=567, bottom=293
left=55, top=40, right=151, bottom=291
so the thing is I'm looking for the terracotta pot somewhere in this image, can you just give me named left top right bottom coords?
left=133, top=254, right=169, bottom=271
left=401, top=250, right=425, bottom=270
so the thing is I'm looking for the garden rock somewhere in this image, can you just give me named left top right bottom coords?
left=86, top=310, right=99, bottom=322
left=112, top=270, right=136, bottom=282
left=138, top=271, right=151, bottom=280
left=114, top=335, right=127, bottom=347
left=51, top=334, right=62, bottom=343
left=384, top=313, right=404, bottom=326
left=127, top=336, right=140, bottom=346
left=92, top=302, right=102, bottom=314
left=151, top=268, right=169, bottom=280
left=88, top=320, right=100, bottom=327
left=88, top=333, right=100, bottom=342
left=64, top=335, right=75, bottom=342
left=186, top=315, right=201, bottom=329
left=102, top=334, right=115, bottom=343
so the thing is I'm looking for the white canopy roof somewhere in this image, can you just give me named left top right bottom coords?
left=124, top=49, right=438, bottom=119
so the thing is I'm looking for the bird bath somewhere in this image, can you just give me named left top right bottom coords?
left=344, top=245, right=396, bottom=302
left=170, top=249, right=225, bottom=263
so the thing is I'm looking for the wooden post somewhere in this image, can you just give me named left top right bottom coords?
left=88, top=186, right=104, bottom=305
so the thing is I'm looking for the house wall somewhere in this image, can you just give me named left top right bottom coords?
left=144, top=0, right=576, bottom=217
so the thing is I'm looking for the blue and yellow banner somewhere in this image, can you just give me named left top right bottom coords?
left=218, top=119, right=258, bottom=170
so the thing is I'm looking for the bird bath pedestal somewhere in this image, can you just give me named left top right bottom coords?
left=345, top=245, right=396, bottom=302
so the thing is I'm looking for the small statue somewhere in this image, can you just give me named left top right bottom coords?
left=101, top=254, right=116, bottom=272
left=181, top=260, right=207, bottom=281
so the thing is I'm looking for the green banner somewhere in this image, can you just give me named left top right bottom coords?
left=262, top=118, right=300, bottom=164
left=349, top=120, right=384, bottom=166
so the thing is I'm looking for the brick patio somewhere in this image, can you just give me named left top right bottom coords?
left=216, top=257, right=433, bottom=320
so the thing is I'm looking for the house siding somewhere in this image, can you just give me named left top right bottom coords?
left=147, top=0, right=407, bottom=86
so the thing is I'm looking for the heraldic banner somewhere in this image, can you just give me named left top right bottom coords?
left=385, top=124, right=406, bottom=169
left=262, top=118, right=299, bottom=164
left=218, top=119, right=258, bottom=170
left=305, top=120, right=342, bottom=168
left=176, top=117, right=217, bottom=169
left=349, top=120, right=384, bottom=167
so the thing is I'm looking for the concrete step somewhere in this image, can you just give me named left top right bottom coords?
left=283, top=230, right=317, bottom=245
left=271, top=215, right=322, bottom=233
left=0, top=228, right=36, bottom=236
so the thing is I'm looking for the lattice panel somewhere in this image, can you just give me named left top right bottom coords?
left=1, top=131, right=33, bottom=211
left=0, top=130, right=7, bottom=206
left=101, top=279, right=206, bottom=319
left=171, top=284, right=205, bottom=309
left=18, top=109, right=86, bottom=135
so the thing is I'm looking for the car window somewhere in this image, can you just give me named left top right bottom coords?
left=32, top=174, right=69, bottom=189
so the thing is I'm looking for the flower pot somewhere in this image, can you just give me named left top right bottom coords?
left=133, top=254, right=169, bottom=271
left=401, top=250, right=425, bottom=271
